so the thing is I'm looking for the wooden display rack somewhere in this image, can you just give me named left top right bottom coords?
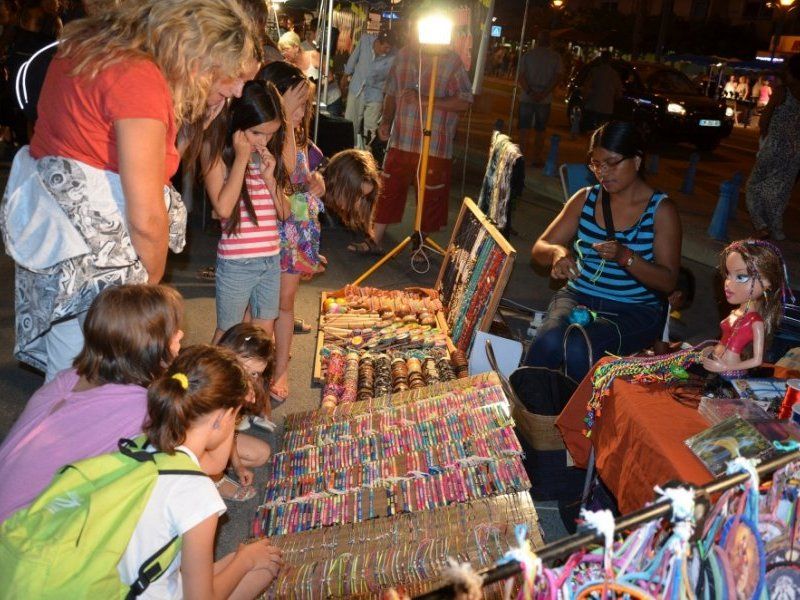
left=434, top=197, right=516, bottom=352
left=313, top=198, right=515, bottom=384
left=312, top=288, right=453, bottom=384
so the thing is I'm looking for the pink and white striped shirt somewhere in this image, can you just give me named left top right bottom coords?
left=218, top=163, right=280, bottom=259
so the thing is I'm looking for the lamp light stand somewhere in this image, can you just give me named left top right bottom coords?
left=354, top=51, right=446, bottom=285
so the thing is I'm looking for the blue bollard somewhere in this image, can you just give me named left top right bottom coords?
left=680, top=153, right=699, bottom=195
left=647, top=154, right=659, bottom=175
left=543, top=134, right=561, bottom=177
left=708, top=180, right=735, bottom=241
left=728, top=171, right=743, bottom=221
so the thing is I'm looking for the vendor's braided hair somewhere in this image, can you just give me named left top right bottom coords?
left=721, top=239, right=795, bottom=338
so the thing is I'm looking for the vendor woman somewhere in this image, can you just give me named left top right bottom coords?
left=525, top=120, right=682, bottom=381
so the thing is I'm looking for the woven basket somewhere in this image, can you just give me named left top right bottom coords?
left=513, top=404, right=566, bottom=452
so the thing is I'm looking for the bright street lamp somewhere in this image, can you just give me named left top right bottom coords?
left=417, top=14, right=454, bottom=46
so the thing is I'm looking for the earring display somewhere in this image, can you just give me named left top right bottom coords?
left=434, top=198, right=516, bottom=354
left=252, top=372, right=542, bottom=598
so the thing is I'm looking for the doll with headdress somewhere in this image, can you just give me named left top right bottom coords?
left=702, top=239, right=794, bottom=378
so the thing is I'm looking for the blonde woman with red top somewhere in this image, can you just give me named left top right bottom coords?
left=0, top=0, right=259, bottom=381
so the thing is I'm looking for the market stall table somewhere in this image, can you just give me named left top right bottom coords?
left=556, top=359, right=796, bottom=514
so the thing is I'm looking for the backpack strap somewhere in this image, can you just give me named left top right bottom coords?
left=125, top=452, right=206, bottom=598
left=115, top=436, right=207, bottom=597
left=124, top=535, right=181, bottom=599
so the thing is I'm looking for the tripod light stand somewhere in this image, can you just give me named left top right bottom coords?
left=354, top=14, right=454, bottom=285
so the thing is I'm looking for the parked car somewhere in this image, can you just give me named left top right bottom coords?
left=566, top=59, right=734, bottom=151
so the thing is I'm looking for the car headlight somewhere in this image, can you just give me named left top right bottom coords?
left=667, top=103, right=686, bottom=116
left=725, top=107, right=734, bottom=118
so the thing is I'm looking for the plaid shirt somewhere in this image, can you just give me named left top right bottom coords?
left=384, top=46, right=473, bottom=159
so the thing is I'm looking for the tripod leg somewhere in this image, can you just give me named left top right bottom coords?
left=423, top=236, right=446, bottom=255
left=353, top=236, right=412, bottom=285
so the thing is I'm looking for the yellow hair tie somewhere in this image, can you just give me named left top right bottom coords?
left=171, top=373, right=189, bottom=390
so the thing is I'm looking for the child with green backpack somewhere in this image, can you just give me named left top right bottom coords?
left=0, top=345, right=283, bottom=599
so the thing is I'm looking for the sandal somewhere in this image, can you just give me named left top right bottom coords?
left=251, top=415, right=277, bottom=432
left=214, top=474, right=256, bottom=502
left=294, top=318, right=312, bottom=334
left=196, top=266, right=216, bottom=281
left=269, top=387, right=288, bottom=405
left=347, top=239, right=384, bottom=256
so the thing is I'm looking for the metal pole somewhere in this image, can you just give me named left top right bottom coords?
left=414, top=449, right=800, bottom=599
left=770, top=8, right=786, bottom=64
left=472, top=0, right=496, bottom=96
left=312, top=0, right=326, bottom=142
left=507, top=0, right=531, bottom=137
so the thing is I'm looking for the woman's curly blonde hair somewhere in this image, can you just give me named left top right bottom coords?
left=58, top=0, right=258, bottom=126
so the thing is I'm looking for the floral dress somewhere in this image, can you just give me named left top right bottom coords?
left=279, top=148, right=323, bottom=275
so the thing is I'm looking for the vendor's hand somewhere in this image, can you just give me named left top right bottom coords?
left=592, top=240, right=628, bottom=264
left=306, top=171, right=325, bottom=197
left=232, top=130, right=252, bottom=160
left=551, top=253, right=579, bottom=281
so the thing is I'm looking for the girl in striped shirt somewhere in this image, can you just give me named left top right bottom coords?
left=202, top=80, right=288, bottom=355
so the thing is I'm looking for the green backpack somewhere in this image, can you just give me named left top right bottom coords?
left=0, top=436, right=206, bottom=599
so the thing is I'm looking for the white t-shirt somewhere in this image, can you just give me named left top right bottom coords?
left=117, top=446, right=226, bottom=599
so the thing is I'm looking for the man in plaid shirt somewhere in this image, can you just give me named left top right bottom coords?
left=351, top=23, right=472, bottom=253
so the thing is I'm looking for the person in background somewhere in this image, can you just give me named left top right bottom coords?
left=0, top=0, right=258, bottom=381
left=4, top=0, right=62, bottom=142
left=0, top=284, right=184, bottom=523
left=581, top=50, right=623, bottom=131
left=525, top=121, right=681, bottom=381
left=758, top=77, right=772, bottom=108
left=735, top=75, right=750, bottom=101
left=301, top=16, right=318, bottom=51
left=342, top=29, right=395, bottom=148
left=279, top=29, right=342, bottom=116
left=517, top=30, right=562, bottom=166
left=746, top=54, right=800, bottom=242
left=370, top=9, right=473, bottom=253
left=723, top=74, right=737, bottom=98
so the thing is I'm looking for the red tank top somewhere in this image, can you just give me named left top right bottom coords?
left=719, top=311, right=763, bottom=354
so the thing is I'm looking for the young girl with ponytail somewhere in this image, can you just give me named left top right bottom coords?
left=118, top=345, right=282, bottom=599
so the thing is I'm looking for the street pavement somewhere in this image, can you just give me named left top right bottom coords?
left=0, top=77, right=797, bottom=553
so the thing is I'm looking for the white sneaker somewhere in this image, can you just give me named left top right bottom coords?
left=236, top=417, right=251, bottom=431
left=251, top=416, right=277, bottom=432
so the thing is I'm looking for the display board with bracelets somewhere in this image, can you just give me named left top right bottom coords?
left=253, top=372, right=542, bottom=598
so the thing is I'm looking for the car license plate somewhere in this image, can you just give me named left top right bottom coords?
left=699, top=119, right=721, bottom=127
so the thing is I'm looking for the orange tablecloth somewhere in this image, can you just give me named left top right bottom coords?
left=556, top=361, right=796, bottom=514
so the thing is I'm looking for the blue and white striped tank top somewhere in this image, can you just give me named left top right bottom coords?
left=567, top=184, right=666, bottom=304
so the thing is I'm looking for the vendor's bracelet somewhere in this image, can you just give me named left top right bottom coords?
left=619, top=248, right=635, bottom=268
